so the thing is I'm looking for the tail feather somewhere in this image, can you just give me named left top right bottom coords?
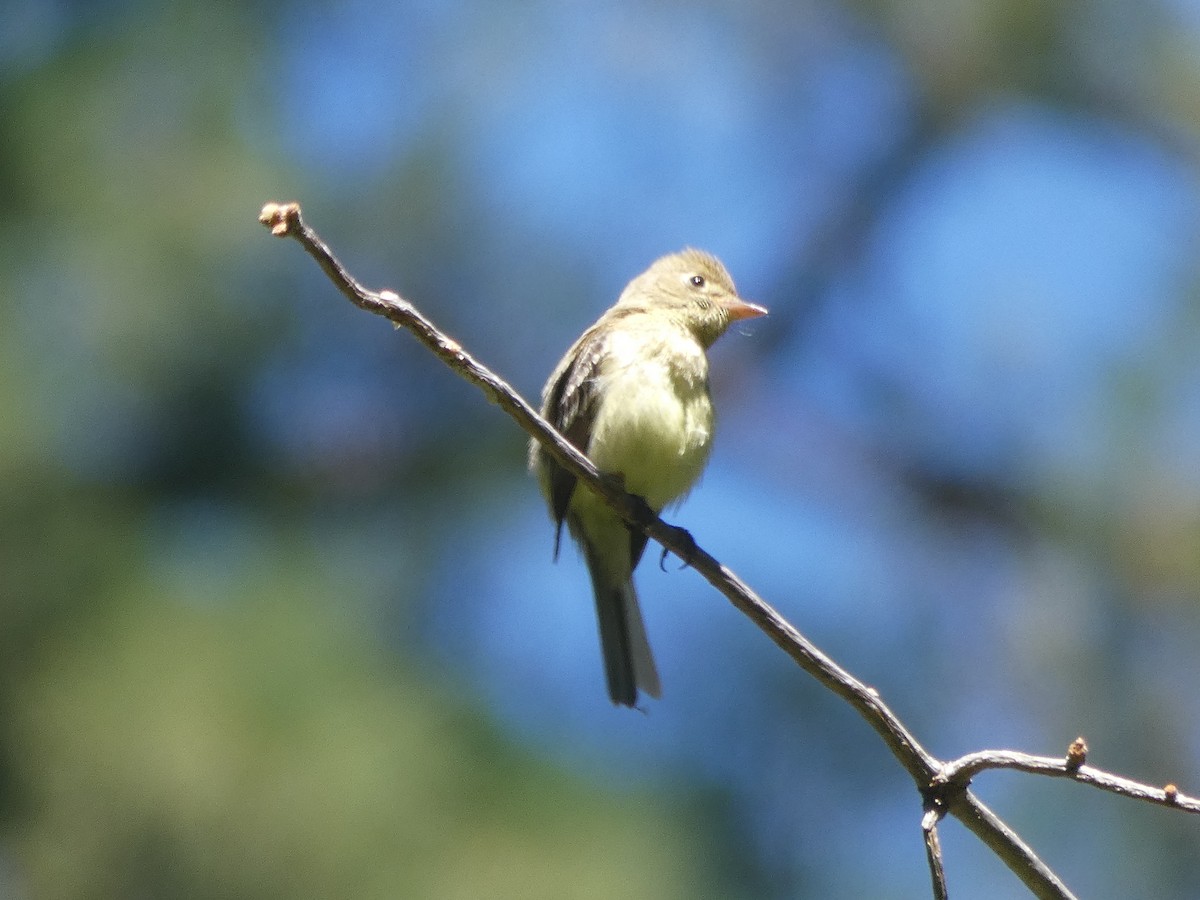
left=592, top=577, right=660, bottom=707
left=622, top=583, right=661, bottom=699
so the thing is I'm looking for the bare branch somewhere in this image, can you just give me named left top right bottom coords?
left=922, top=804, right=949, bottom=900
left=946, top=795, right=1074, bottom=900
left=257, top=199, right=940, bottom=776
left=260, top=201, right=1190, bottom=900
left=932, top=740, right=1200, bottom=815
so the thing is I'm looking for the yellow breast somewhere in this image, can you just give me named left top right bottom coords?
left=584, top=325, right=714, bottom=511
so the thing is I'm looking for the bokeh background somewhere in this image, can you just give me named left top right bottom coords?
left=3, top=1, right=1199, bottom=897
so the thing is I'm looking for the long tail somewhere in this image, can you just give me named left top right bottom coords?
left=591, top=574, right=662, bottom=707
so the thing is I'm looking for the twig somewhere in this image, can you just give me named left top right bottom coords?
left=932, top=739, right=1200, bottom=815
left=922, top=804, right=949, bottom=900
left=259, top=201, right=1192, bottom=899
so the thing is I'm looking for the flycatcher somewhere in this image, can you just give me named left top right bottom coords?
left=530, top=249, right=767, bottom=707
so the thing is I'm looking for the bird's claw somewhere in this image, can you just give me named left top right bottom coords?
left=659, top=526, right=698, bottom=571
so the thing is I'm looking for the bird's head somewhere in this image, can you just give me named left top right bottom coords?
left=619, top=248, right=767, bottom=347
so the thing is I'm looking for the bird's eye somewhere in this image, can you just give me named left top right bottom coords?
left=690, top=274, right=706, bottom=288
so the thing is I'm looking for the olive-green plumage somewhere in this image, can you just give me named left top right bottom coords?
left=530, top=249, right=766, bottom=707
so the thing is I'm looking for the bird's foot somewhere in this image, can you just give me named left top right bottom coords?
left=606, top=480, right=698, bottom=572
left=659, top=525, right=699, bottom=572
left=616, top=484, right=657, bottom=529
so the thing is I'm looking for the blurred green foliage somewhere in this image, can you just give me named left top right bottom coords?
left=8, top=568, right=724, bottom=899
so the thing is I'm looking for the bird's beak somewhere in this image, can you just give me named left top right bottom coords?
left=723, top=297, right=768, bottom=322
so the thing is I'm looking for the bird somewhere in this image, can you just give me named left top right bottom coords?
left=529, top=249, right=766, bottom=707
